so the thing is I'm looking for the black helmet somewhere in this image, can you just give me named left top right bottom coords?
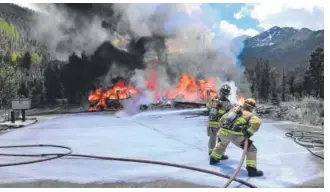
left=220, top=84, right=231, bottom=96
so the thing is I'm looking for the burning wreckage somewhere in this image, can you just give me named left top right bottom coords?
left=87, top=34, right=221, bottom=113
left=88, top=73, right=218, bottom=112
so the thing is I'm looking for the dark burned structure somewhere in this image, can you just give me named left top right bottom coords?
left=43, top=4, right=181, bottom=106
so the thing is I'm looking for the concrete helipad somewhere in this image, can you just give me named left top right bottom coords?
left=0, top=109, right=324, bottom=187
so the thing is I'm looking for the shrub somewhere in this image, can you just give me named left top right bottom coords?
left=0, top=60, right=21, bottom=105
left=280, top=97, right=324, bottom=126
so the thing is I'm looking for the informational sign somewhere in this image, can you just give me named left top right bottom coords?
left=11, top=98, right=31, bottom=110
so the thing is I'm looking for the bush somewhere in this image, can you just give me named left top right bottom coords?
left=31, top=52, right=39, bottom=64
left=280, top=97, right=324, bottom=126
left=11, top=51, right=20, bottom=62
left=0, top=20, right=19, bottom=39
left=0, top=60, right=21, bottom=105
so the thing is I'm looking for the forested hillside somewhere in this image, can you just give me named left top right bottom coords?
left=0, top=4, right=51, bottom=107
left=0, top=3, right=159, bottom=107
left=236, top=26, right=324, bottom=103
left=237, top=26, right=324, bottom=125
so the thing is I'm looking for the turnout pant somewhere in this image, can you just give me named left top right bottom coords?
left=211, top=129, right=258, bottom=168
left=207, top=126, right=220, bottom=153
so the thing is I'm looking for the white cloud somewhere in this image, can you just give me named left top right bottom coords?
left=234, top=3, right=324, bottom=30
left=233, top=3, right=254, bottom=20
left=179, top=3, right=202, bottom=15
left=234, top=13, right=242, bottom=20
left=219, top=20, right=259, bottom=38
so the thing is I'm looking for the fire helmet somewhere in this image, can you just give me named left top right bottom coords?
left=243, top=98, right=256, bottom=111
left=219, top=84, right=231, bottom=96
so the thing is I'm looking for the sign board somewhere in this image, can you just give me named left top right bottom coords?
left=11, top=98, right=31, bottom=110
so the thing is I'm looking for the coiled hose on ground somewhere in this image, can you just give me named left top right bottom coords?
left=285, top=130, right=324, bottom=160
left=0, top=142, right=255, bottom=188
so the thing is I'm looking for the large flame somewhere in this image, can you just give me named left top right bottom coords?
left=88, top=79, right=140, bottom=112
left=88, top=65, right=218, bottom=111
left=163, top=74, right=217, bottom=102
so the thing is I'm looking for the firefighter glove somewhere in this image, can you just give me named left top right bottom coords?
left=242, top=129, right=252, bottom=139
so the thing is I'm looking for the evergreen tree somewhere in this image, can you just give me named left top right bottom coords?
left=60, top=52, right=92, bottom=103
left=303, top=47, right=324, bottom=98
left=21, top=51, right=32, bottom=70
left=282, top=67, right=286, bottom=101
left=44, top=61, right=63, bottom=103
left=244, top=58, right=279, bottom=103
left=261, top=59, right=271, bottom=102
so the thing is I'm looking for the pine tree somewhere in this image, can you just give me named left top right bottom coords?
left=262, top=59, right=271, bottom=102
left=304, top=47, right=324, bottom=98
left=254, top=58, right=262, bottom=102
left=282, top=67, right=286, bottom=101
left=21, top=51, right=31, bottom=70
left=44, top=62, right=63, bottom=103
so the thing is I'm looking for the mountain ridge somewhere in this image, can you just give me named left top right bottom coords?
left=236, top=26, right=324, bottom=71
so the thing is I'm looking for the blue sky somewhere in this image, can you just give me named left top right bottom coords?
left=206, top=3, right=261, bottom=32
left=160, top=3, right=323, bottom=39
left=134, top=2, right=323, bottom=43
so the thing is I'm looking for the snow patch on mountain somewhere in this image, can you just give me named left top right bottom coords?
left=245, top=26, right=298, bottom=48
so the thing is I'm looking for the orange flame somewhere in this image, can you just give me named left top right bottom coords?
left=88, top=80, right=140, bottom=111
left=163, top=74, right=217, bottom=102
left=198, top=78, right=217, bottom=101
left=237, top=96, right=245, bottom=106
left=144, top=60, right=162, bottom=101
left=88, top=65, right=218, bottom=111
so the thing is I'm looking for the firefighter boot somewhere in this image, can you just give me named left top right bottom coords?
left=220, top=155, right=229, bottom=160
left=208, top=149, right=224, bottom=156
left=209, top=155, right=229, bottom=165
left=246, top=166, right=263, bottom=177
left=209, top=156, right=219, bottom=165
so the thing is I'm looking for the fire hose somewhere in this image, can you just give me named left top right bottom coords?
left=184, top=115, right=202, bottom=119
left=223, top=139, right=248, bottom=188
left=0, top=144, right=72, bottom=167
left=0, top=143, right=256, bottom=188
left=285, top=130, right=324, bottom=160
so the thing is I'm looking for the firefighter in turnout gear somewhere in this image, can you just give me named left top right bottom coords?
left=210, top=98, right=264, bottom=177
left=206, top=89, right=217, bottom=113
left=207, top=84, right=233, bottom=156
left=206, top=89, right=213, bottom=114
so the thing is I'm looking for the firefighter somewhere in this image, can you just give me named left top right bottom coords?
left=205, top=89, right=215, bottom=113
left=209, top=98, right=263, bottom=177
left=206, top=89, right=212, bottom=111
left=207, top=84, right=232, bottom=156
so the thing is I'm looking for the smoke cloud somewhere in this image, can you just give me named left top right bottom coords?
left=110, top=4, right=251, bottom=97
left=32, top=3, right=251, bottom=102
left=30, top=4, right=107, bottom=60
